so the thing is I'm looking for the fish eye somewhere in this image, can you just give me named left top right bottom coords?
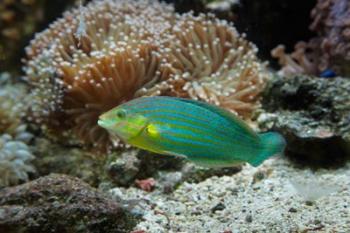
left=116, top=109, right=127, bottom=118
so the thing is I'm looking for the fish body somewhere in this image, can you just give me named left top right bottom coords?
left=98, top=96, right=286, bottom=167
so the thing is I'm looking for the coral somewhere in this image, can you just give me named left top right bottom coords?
left=0, top=134, right=35, bottom=187
left=32, top=137, right=106, bottom=187
left=0, top=73, right=35, bottom=187
left=0, top=73, right=33, bottom=141
left=271, top=43, right=321, bottom=77
left=24, top=0, right=268, bottom=151
left=135, top=178, right=156, bottom=192
left=308, top=0, right=350, bottom=76
left=272, top=0, right=350, bottom=76
left=0, top=73, right=25, bottom=134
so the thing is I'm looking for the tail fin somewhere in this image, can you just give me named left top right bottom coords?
left=249, top=132, right=286, bottom=167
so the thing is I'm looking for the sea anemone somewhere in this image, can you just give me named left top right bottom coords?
left=155, top=13, right=267, bottom=118
left=24, top=0, right=268, bottom=151
left=0, top=73, right=35, bottom=187
left=0, top=134, right=35, bottom=187
left=24, top=0, right=175, bottom=150
left=0, top=73, right=27, bottom=135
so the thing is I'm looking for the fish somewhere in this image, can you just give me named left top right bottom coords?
left=320, top=69, right=336, bottom=78
left=98, top=96, right=286, bottom=167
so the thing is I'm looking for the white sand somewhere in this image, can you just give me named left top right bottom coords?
left=110, top=158, right=350, bottom=233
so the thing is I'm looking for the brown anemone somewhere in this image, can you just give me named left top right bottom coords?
left=162, top=13, right=267, bottom=118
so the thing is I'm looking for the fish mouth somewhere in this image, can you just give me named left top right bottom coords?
left=97, top=119, right=110, bottom=129
left=97, top=110, right=121, bottom=129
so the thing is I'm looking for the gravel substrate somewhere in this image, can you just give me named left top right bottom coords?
left=110, top=158, right=350, bottom=233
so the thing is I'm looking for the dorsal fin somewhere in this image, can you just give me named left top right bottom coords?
left=160, top=96, right=257, bottom=137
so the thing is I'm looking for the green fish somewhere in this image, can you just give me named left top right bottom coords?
left=98, top=96, right=286, bottom=167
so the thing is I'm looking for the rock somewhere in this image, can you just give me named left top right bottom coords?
left=107, top=150, right=141, bottom=187
left=181, top=163, right=242, bottom=183
left=107, top=150, right=186, bottom=187
left=32, top=138, right=107, bottom=187
left=259, top=75, right=350, bottom=168
left=0, top=174, right=139, bottom=233
left=107, top=150, right=241, bottom=191
left=136, top=151, right=186, bottom=176
left=156, top=171, right=184, bottom=193
left=245, top=214, right=253, bottom=223
left=211, top=203, right=226, bottom=213
left=252, top=169, right=273, bottom=184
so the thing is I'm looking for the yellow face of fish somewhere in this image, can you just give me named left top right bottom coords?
left=98, top=107, right=149, bottom=142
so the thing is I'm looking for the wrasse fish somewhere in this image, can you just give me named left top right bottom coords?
left=98, top=96, right=286, bottom=167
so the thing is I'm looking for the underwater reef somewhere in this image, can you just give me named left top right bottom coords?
left=24, top=0, right=268, bottom=151
left=113, top=159, right=350, bottom=232
left=272, top=0, right=350, bottom=77
left=0, top=174, right=139, bottom=233
left=0, top=133, right=35, bottom=187
left=0, top=73, right=35, bottom=187
left=0, top=0, right=350, bottom=232
left=259, top=75, right=350, bottom=168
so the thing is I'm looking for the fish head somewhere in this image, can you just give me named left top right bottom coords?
left=98, top=106, right=149, bottom=141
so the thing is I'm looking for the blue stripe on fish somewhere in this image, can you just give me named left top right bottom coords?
left=133, top=100, right=258, bottom=143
